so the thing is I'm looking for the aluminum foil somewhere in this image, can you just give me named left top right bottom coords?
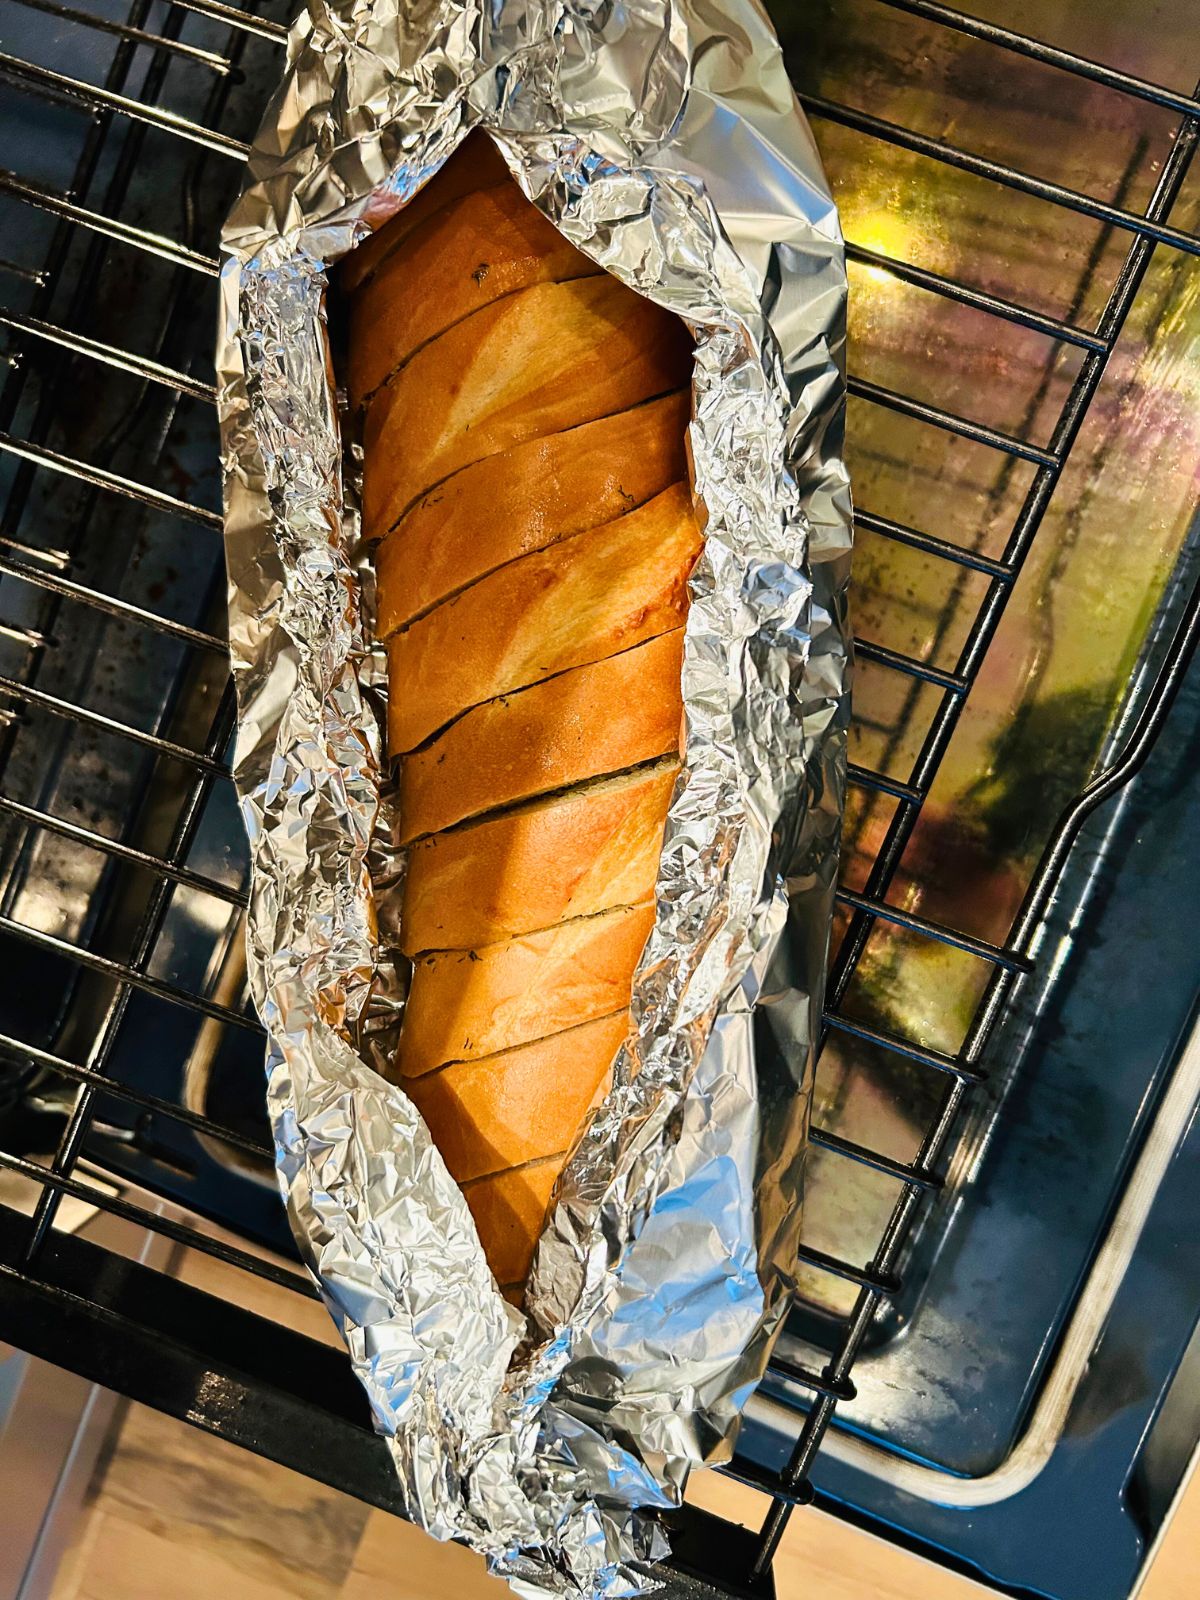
left=217, top=0, right=850, bottom=1591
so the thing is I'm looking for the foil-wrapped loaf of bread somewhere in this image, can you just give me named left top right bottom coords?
left=345, top=136, right=697, bottom=1298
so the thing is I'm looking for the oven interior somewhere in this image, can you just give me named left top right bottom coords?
left=0, top=1, right=1198, bottom=1596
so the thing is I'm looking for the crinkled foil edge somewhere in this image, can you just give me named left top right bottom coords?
left=217, top=0, right=850, bottom=1592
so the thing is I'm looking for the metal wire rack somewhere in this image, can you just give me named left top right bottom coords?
left=0, top=0, right=1198, bottom=1593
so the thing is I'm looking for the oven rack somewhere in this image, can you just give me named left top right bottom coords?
left=0, top=1, right=1197, bottom=1593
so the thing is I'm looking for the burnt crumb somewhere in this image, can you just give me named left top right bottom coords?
left=467, top=949, right=481, bottom=962
left=618, top=485, right=636, bottom=507
left=472, top=262, right=490, bottom=285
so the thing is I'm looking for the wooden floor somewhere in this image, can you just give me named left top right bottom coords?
left=45, top=1396, right=995, bottom=1600
left=39, top=1244, right=1194, bottom=1600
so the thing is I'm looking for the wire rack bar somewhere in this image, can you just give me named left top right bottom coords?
left=0, top=552, right=227, bottom=652
left=873, top=0, right=1200, bottom=120
left=10, top=0, right=235, bottom=74
left=855, top=507, right=1015, bottom=582
left=0, top=52, right=251, bottom=158
left=0, top=1146, right=313, bottom=1294
left=0, top=258, right=45, bottom=285
left=0, top=534, right=69, bottom=569
left=847, top=373, right=1059, bottom=465
left=0, top=1033, right=269, bottom=1159
left=164, top=0, right=288, bottom=43
left=0, top=673, right=230, bottom=775
left=0, top=430, right=222, bottom=525
left=0, top=912, right=260, bottom=1029
left=0, top=622, right=47, bottom=648
left=821, top=1011, right=985, bottom=1084
left=800, top=93, right=1200, bottom=259
left=724, top=1458, right=815, bottom=1511
left=807, top=1128, right=943, bottom=1190
left=0, top=794, right=246, bottom=905
left=762, top=1357, right=857, bottom=1402
left=843, top=761, right=924, bottom=805
left=844, top=242, right=1107, bottom=351
left=791, top=1243, right=900, bottom=1296
left=0, top=171, right=219, bottom=274
left=768, top=1357, right=856, bottom=1403
left=833, top=887, right=1030, bottom=971
left=0, top=307, right=216, bottom=401
left=851, top=637, right=970, bottom=695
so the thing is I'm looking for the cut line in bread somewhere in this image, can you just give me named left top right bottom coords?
left=403, top=1011, right=627, bottom=1183
left=396, top=628, right=686, bottom=842
left=375, top=390, right=690, bottom=631
left=398, top=901, right=656, bottom=1074
left=400, top=763, right=679, bottom=955
left=348, top=182, right=602, bottom=412
left=361, top=276, right=693, bottom=536
left=386, top=482, right=700, bottom=751
left=460, top=1155, right=563, bottom=1288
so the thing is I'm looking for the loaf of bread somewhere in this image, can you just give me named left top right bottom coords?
left=345, top=134, right=696, bottom=1296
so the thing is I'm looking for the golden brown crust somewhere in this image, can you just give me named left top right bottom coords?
left=386, top=483, right=699, bottom=752
left=404, top=1012, right=626, bottom=1183
left=400, top=763, right=678, bottom=956
left=398, top=902, right=655, bottom=1073
left=349, top=150, right=695, bottom=1291
left=461, top=1156, right=562, bottom=1288
left=375, top=391, right=690, bottom=633
left=338, top=132, right=511, bottom=295
left=396, top=628, right=686, bottom=842
left=361, top=276, right=693, bottom=536
left=347, top=182, right=600, bottom=412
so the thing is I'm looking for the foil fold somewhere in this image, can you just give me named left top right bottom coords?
left=218, top=0, right=850, bottom=1591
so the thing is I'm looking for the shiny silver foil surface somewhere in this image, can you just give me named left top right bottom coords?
left=217, top=0, right=849, bottom=1590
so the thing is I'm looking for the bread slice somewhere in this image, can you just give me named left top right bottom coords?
left=347, top=182, right=600, bottom=411
left=400, top=762, right=678, bottom=956
left=375, top=390, right=690, bottom=632
left=461, top=1156, right=563, bottom=1288
left=386, top=483, right=699, bottom=751
left=396, top=628, right=686, bottom=842
left=402, top=1012, right=627, bottom=1183
left=398, top=902, right=655, bottom=1073
left=339, top=132, right=511, bottom=295
left=362, top=276, right=693, bottom=535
